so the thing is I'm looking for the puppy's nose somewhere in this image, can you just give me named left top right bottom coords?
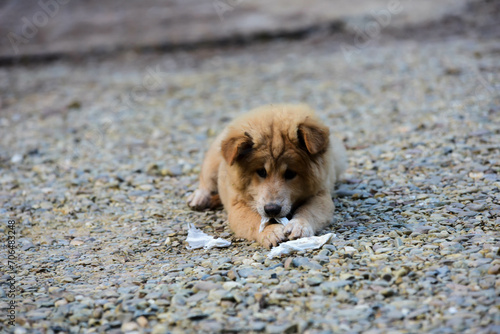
left=264, top=203, right=282, bottom=217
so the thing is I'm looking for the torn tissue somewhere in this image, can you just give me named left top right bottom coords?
left=267, top=233, right=336, bottom=258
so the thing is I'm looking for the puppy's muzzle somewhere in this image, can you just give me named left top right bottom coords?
left=264, top=203, right=282, bottom=217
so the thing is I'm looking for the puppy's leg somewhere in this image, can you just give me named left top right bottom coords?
left=188, top=139, right=222, bottom=210
left=284, top=190, right=335, bottom=240
left=228, top=202, right=286, bottom=249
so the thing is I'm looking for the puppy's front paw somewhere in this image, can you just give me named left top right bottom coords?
left=283, top=218, right=314, bottom=240
left=187, top=189, right=211, bottom=210
left=259, top=224, right=287, bottom=249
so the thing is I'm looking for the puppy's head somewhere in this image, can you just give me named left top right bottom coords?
left=221, top=106, right=330, bottom=220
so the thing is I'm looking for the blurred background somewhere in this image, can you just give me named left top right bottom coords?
left=1, top=0, right=496, bottom=60
left=1, top=2, right=500, bottom=333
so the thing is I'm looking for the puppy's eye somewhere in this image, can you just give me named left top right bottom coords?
left=284, top=169, right=297, bottom=180
left=256, top=168, right=267, bottom=178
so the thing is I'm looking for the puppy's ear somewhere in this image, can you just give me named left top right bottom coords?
left=297, top=119, right=330, bottom=155
left=221, top=132, right=253, bottom=166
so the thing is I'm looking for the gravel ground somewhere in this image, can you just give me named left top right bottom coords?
left=1, top=17, right=500, bottom=334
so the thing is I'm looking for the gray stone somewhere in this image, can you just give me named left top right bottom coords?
left=292, top=257, right=322, bottom=270
left=305, top=275, right=324, bottom=286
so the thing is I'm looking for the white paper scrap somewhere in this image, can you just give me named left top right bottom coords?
left=186, top=224, right=231, bottom=250
left=267, top=233, right=336, bottom=259
left=259, top=216, right=290, bottom=233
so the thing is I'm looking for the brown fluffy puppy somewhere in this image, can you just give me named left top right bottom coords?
left=188, top=104, right=346, bottom=248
